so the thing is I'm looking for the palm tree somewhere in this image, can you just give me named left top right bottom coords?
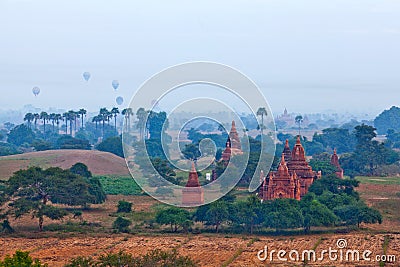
left=99, top=108, right=109, bottom=138
left=62, top=112, right=69, bottom=134
left=49, top=113, right=56, bottom=132
left=111, top=107, right=120, bottom=133
left=136, top=108, right=147, bottom=140
left=121, top=108, right=133, bottom=132
left=40, top=111, right=49, bottom=135
left=256, top=107, right=268, bottom=136
left=92, top=115, right=101, bottom=130
left=54, top=114, right=62, bottom=134
left=24, top=113, right=34, bottom=129
left=295, top=115, right=303, bottom=136
left=67, top=110, right=76, bottom=135
left=33, top=113, right=40, bottom=130
left=77, top=108, right=87, bottom=130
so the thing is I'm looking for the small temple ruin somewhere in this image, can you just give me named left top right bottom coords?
left=182, top=162, right=204, bottom=206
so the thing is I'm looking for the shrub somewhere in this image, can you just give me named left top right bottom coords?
left=112, top=216, right=132, bottom=233
left=117, top=200, right=133, bottom=213
left=0, top=251, right=47, bottom=267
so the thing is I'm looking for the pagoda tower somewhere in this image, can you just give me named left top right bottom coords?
left=182, top=162, right=204, bottom=206
left=221, top=121, right=243, bottom=164
left=330, top=149, right=344, bottom=178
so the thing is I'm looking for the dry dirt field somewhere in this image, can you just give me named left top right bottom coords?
left=0, top=150, right=130, bottom=179
left=1, top=194, right=399, bottom=267
left=1, top=233, right=399, bottom=266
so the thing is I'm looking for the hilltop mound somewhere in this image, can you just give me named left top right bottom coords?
left=0, top=150, right=130, bottom=180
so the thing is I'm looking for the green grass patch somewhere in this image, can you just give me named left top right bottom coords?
left=96, top=175, right=143, bottom=195
left=356, top=176, right=400, bottom=185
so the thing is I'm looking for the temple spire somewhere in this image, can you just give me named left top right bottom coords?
left=186, top=162, right=200, bottom=187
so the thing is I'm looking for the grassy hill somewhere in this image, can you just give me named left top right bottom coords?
left=0, top=149, right=130, bottom=180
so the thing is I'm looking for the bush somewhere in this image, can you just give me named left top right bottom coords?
left=0, top=251, right=47, bottom=267
left=112, top=216, right=132, bottom=233
left=66, top=249, right=197, bottom=267
left=117, top=200, right=132, bottom=213
left=56, top=135, right=91, bottom=150
left=96, top=136, right=123, bottom=157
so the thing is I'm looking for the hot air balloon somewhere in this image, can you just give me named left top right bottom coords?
left=116, top=96, right=124, bottom=106
left=32, top=87, right=40, bottom=97
left=112, top=80, right=119, bottom=90
left=83, top=72, right=91, bottom=81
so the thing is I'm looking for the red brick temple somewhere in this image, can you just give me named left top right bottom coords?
left=182, top=162, right=204, bottom=206
left=330, top=149, right=344, bottom=178
left=259, top=136, right=322, bottom=200
left=221, top=120, right=243, bottom=163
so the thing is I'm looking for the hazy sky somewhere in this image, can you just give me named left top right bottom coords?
left=0, top=0, right=399, bottom=117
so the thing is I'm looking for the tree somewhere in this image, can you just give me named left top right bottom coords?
left=96, top=136, right=123, bottom=157
left=23, top=113, right=34, bottom=129
left=7, top=124, right=35, bottom=146
left=122, top=108, right=134, bottom=132
left=111, top=107, right=120, bottom=133
left=334, top=203, right=382, bottom=228
left=256, top=107, right=268, bottom=136
left=77, top=108, right=87, bottom=130
left=300, top=194, right=337, bottom=233
left=0, top=251, right=47, bottom=267
left=4, top=167, right=104, bottom=230
left=374, top=106, right=400, bottom=134
left=205, top=200, right=229, bottom=232
left=99, top=108, right=110, bottom=138
left=232, top=195, right=263, bottom=234
left=264, top=198, right=303, bottom=232
left=295, top=115, right=303, bottom=135
left=117, top=200, right=132, bottom=213
left=155, top=207, right=191, bottom=232
left=39, top=112, right=49, bottom=136
left=70, top=163, right=92, bottom=178
left=33, top=113, right=39, bottom=130
left=136, top=108, right=147, bottom=140
left=182, top=143, right=201, bottom=162
left=112, top=216, right=131, bottom=233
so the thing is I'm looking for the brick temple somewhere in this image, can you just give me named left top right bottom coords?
left=182, top=162, right=204, bottom=206
left=331, top=148, right=344, bottom=179
left=259, top=136, right=322, bottom=200
left=221, top=120, right=243, bottom=163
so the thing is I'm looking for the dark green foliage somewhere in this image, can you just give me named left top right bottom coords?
left=0, top=251, right=47, bottom=267
left=309, top=159, right=338, bottom=176
left=300, top=194, right=337, bottom=232
left=155, top=207, right=191, bottom=232
left=117, top=200, right=132, bottom=213
left=181, top=143, right=201, bottom=161
left=64, top=256, right=95, bottom=267
left=231, top=195, right=264, bottom=234
left=150, top=158, right=177, bottom=184
left=57, top=135, right=91, bottom=150
left=334, top=203, right=382, bottom=227
left=4, top=166, right=105, bottom=230
left=1, top=219, right=14, bottom=233
left=147, top=111, right=169, bottom=139
left=96, top=136, right=123, bottom=157
left=32, top=139, right=53, bottom=151
left=87, top=177, right=107, bottom=204
left=112, top=216, right=132, bottom=233
left=313, top=128, right=356, bottom=153
left=7, top=124, right=35, bottom=146
left=65, top=249, right=197, bottom=267
left=340, top=124, right=400, bottom=176
left=374, top=106, right=400, bottom=134
left=70, top=163, right=92, bottom=178
left=0, top=142, right=20, bottom=156
left=204, top=200, right=229, bottom=232
left=145, top=138, right=168, bottom=159
left=264, top=198, right=303, bottom=231
left=308, top=175, right=360, bottom=198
